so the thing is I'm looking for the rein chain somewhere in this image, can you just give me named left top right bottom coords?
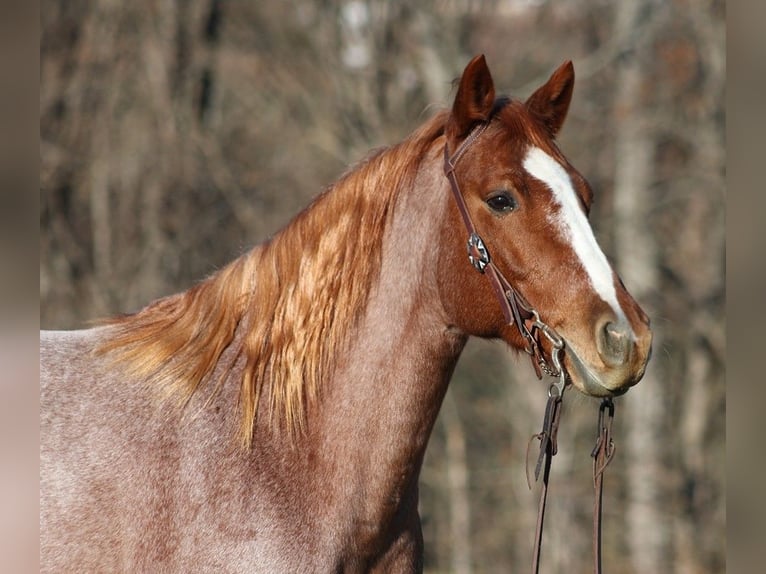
left=443, top=122, right=617, bottom=573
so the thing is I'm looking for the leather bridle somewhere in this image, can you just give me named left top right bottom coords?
left=443, top=121, right=566, bottom=394
left=443, top=121, right=616, bottom=574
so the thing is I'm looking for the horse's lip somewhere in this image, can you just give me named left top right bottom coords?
left=562, top=341, right=627, bottom=398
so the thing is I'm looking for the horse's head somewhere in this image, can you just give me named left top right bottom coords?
left=438, top=55, right=652, bottom=397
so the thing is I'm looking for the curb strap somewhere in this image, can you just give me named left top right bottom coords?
left=591, top=398, right=616, bottom=574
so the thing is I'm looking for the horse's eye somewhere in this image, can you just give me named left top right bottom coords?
left=486, top=192, right=517, bottom=213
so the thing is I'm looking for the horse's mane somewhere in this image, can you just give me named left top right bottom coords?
left=97, top=110, right=449, bottom=447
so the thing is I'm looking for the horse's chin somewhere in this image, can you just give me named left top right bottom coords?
left=562, top=342, right=632, bottom=398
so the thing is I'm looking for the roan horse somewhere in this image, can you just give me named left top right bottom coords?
left=40, top=55, right=652, bottom=572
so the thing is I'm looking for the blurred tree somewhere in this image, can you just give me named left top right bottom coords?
left=611, top=2, right=667, bottom=570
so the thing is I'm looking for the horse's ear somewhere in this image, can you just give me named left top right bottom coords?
left=525, top=60, right=575, bottom=138
left=447, top=54, right=496, bottom=141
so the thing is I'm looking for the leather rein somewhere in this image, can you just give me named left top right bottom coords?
left=443, top=121, right=616, bottom=574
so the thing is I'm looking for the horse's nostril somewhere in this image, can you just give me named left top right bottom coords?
left=598, top=320, right=630, bottom=367
left=605, top=322, right=622, bottom=340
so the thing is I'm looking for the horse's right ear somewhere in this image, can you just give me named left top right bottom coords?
left=447, top=55, right=496, bottom=143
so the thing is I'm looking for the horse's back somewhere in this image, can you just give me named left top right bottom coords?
left=41, top=328, right=140, bottom=570
left=41, top=329, right=207, bottom=571
left=39, top=329, right=296, bottom=572
left=41, top=329, right=207, bottom=570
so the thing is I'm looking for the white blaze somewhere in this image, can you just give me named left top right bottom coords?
left=522, top=146, right=624, bottom=320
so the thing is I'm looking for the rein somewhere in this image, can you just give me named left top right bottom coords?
left=443, top=122, right=617, bottom=573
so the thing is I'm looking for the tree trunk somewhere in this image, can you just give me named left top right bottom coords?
left=612, top=3, right=668, bottom=572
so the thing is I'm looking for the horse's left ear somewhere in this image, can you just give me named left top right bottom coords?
left=525, top=60, right=575, bottom=137
left=447, top=54, right=496, bottom=142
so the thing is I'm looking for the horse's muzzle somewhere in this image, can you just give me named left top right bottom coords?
left=564, top=316, right=652, bottom=397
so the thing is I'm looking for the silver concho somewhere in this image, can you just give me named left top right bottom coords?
left=467, top=233, right=490, bottom=273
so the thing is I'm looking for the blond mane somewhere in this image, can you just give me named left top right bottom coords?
left=97, top=111, right=448, bottom=447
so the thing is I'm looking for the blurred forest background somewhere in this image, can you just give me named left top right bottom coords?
left=40, top=0, right=724, bottom=572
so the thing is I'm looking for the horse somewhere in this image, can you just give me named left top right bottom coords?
left=40, top=55, right=652, bottom=572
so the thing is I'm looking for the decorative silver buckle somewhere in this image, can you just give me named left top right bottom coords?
left=467, top=233, right=490, bottom=273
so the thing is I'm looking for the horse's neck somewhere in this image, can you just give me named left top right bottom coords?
left=311, top=146, right=466, bottom=514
